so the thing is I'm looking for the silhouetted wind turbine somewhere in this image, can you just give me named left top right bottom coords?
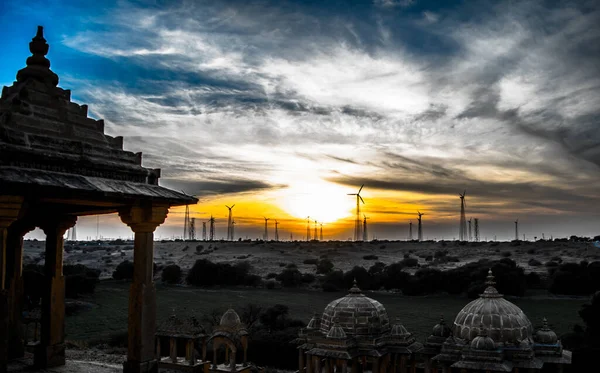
left=514, top=219, right=519, bottom=241
left=274, top=220, right=279, bottom=242
left=226, top=204, right=235, bottom=241
left=306, top=216, right=311, bottom=241
left=417, top=211, right=425, bottom=242
left=263, top=217, right=270, bottom=241
left=409, top=220, right=413, bottom=241
left=231, top=219, right=236, bottom=241
left=348, top=184, right=365, bottom=241
left=363, top=214, right=369, bottom=242
left=314, top=220, right=318, bottom=241
left=468, top=217, right=472, bottom=242
left=320, top=223, right=323, bottom=241
left=459, top=190, right=467, bottom=241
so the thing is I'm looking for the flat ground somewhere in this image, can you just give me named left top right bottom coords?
left=20, top=240, right=596, bottom=343
left=23, top=239, right=600, bottom=280
left=65, top=282, right=586, bottom=344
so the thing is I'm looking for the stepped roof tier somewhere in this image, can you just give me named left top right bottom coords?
left=0, top=26, right=196, bottom=213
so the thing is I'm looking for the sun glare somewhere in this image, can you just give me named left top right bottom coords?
left=278, top=181, right=353, bottom=224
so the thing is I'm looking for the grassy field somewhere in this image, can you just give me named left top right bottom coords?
left=66, top=281, right=587, bottom=343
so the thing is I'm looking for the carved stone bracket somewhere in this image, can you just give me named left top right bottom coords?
left=119, top=205, right=169, bottom=233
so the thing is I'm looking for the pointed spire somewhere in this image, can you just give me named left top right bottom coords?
left=17, top=26, right=59, bottom=86
left=542, top=317, right=549, bottom=330
left=349, top=278, right=362, bottom=294
left=439, top=315, right=445, bottom=324
left=485, top=268, right=496, bottom=287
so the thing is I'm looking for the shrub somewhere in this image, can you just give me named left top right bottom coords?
left=549, top=262, right=600, bottom=295
left=112, top=260, right=134, bottom=280
left=276, top=269, right=303, bottom=288
left=186, top=259, right=254, bottom=287
left=161, top=264, right=182, bottom=284
left=286, top=263, right=297, bottom=269
left=382, top=263, right=410, bottom=290
left=363, top=255, right=378, bottom=260
left=528, top=258, right=542, bottom=266
left=266, top=280, right=276, bottom=289
left=301, top=273, right=316, bottom=283
left=502, top=251, right=512, bottom=257
left=321, top=270, right=345, bottom=292
left=266, top=272, right=277, bottom=279
left=399, top=257, right=418, bottom=267
left=303, top=258, right=318, bottom=265
left=316, top=259, right=334, bottom=274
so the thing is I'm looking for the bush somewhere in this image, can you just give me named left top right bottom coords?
left=186, top=259, right=255, bottom=287
left=382, top=263, right=410, bottom=290
left=549, top=262, right=600, bottom=295
left=316, top=259, right=334, bottom=274
left=502, top=251, right=512, bottom=257
left=161, top=264, right=182, bottom=284
left=303, top=258, right=318, bottom=265
left=266, top=272, right=277, bottom=279
left=528, top=258, right=542, bottom=266
left=266, top=280, right=276, bottom=289
left=363, top=255, right=378, bottom=260
left=321, top=270, right=344, bottom=292
left=399, top=257, right=418, bottom=267
left=112, top=260, right=134, bottom=280
left=276, top=269, right=303, bottom=288
left=301, top=273, right=316, bottom=284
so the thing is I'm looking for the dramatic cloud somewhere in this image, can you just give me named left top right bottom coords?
left=2, top=0, right=599, bottom=239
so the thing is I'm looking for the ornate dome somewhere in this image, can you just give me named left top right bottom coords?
left=470, top=325, right=496, bottom=350
left=432, top=316, right=452, bottom=337
left=320, top=280, right=390, bottom=338
left=391, top=318, right=411, bottom=338
left=307, top=312, right=321, bottom=330
left=220, top=308, right=241, bottom=327
left=327, top=320, right=348, bottom=339
left=534, top=318, right=558, bottom=345
left=453, top=270, right=533, bottom=343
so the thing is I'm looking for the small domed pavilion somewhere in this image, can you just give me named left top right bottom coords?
left=296, top=280, right=422, bottom=373
left=209, top=308, right=250, bottom=372
left=428, top=270, right=571, bottom=373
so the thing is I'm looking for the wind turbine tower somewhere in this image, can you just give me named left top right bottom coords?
left=226, top=204, right=235, bottom=241
left=320, top=223, right=323, bottom=241
left=275, top=220, right=279, bottom=242
left=347, top=184, right=365, bottom=241
left=189, top=218, right=196, bottom=241
left=363, top=214, right=369, bottom=242
left=202, top=222, right=207, bottom=241
left=183, top=205, right=190, bottom=240
left=514, top=219, right=519, bottom=241
left=474, top=218, right=480, bottom=242
left=459, top=190, right=467, bottom=241
left=231, top=220, right=236, bottom=241
left=409, top=220, right=413, bottom=240
left=209, top=215, right=215, bottom=241
left=468, top=218, right=472, bottom=242
left=417, top=211, right=425, bottom=242
left=306, top=216, right=311, bottom=241
left=263, top=217, right=270, bottom=241
left=314, top=220, right=318, bottom=241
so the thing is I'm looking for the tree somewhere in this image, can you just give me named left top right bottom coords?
left=161, top=264, right=182, bottom=284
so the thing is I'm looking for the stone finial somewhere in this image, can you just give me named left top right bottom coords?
left=440, top=315, right=445, bottom=324
left=349, top=278, right=362, bottom=294
left=485, top=269, right=496, bottom=287
left=542, top=317, right=549, bottom=329
left=16, top=25, right=59, bottom=86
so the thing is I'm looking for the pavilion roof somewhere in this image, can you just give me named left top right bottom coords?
left=0, top=26, right=196, bottom=208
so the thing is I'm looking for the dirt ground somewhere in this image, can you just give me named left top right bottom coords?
left=23, top=239, right=600, bottom=280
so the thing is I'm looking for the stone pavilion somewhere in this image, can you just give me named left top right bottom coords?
left=0, top=26, right=197, bottom=373
left=295, top=280, right=422, bottom=373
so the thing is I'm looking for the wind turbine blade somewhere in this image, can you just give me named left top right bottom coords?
left=358, top=184, right=364, bottom=194
left=232, top=204, right=235, bottom=209
left=359, top=196, right=365, bottom=204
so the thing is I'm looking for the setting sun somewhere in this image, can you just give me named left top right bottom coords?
left=276, top=180, right=353, bottom=224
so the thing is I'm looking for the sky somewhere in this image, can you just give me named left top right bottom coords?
left=1, top=0, right=599, bottom=241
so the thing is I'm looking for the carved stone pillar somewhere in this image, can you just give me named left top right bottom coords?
left=6, top=220, right=35, bottom=360
left=119, top=205, right=169, bottom=373
left=372, top=357, right=380, bottom=373
left=306, top=354, right=313, bottom=373
left=299, top=349, right=305, bottom=373
left=0, top=196, right=23, bottom=373
left=33, top=215, right=76, bottom=368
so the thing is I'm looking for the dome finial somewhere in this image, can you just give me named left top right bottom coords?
left=440, top=314, right=445, bottom=324
left=349, top=278, right=362, bottom=294
left=485, top=268, right=496, bottom=287
left=16, top=25, right=59, bottom=86
left=542, top=317, right=549, bottom=330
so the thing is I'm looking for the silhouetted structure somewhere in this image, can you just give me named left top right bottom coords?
left=0, top=26, right=196, bottom=372
left=347, top=184, right=365, bottom=241
left=459, top=190, right=467, bottom=241
left=226, top=205, right=235, bottom=241
left=263, top=217, right=269, bottom=241
left=417, top=211, right=424, bottom=242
